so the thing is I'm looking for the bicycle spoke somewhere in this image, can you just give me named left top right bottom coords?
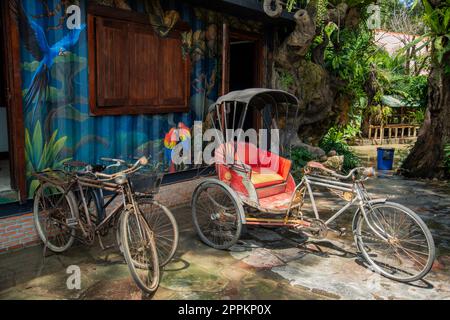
left=356, top=203, right=433, bottom=282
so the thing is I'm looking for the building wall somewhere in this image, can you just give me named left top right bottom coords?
left=18, top=0, right=263, bottom=198
left=0, top=213, right=39, bottom=253
left=0, top=0, right=268, bottom=252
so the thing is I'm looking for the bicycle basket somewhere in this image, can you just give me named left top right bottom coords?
left=129, top=171, right=163, bottom=195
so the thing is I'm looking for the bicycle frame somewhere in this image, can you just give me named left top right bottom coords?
left=78, top=179, right=134, bottom=230
left=285, top=173, right=390, bottom=241
left=34, top=169, right=141, bottom=244
left=289, top=174, right=358, bottom=223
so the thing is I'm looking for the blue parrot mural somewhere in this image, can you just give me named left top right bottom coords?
left=13, top=0, right=86, bottom=125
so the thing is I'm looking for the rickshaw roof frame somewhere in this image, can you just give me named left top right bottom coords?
left=206, top=89, right=301, bottom=160
left=207, top=88, right=299, bottom=114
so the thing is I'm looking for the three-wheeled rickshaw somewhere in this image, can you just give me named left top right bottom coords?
left=191, top=88, right=435, bottom=283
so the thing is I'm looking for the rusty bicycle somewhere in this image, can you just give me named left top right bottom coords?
left=32, top=157, right=162, bottom=294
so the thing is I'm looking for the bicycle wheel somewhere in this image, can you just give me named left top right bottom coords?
left=33, top=183, right=78, bottom=253
left=192, top=180, right=243, bottom=250
left=121, top=209, right=160, bottom=294
left=138, top=199, right=179, bottom=267
left=354, top=201, right=435, bottom=282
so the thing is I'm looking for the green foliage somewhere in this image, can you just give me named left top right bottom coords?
left=289, top=147, right=316, bottom=181
left=315, top=0, right=329, bottom=27
left=25, top=121, right=71, bottom=196
left=284, top=0, right=430, bottom=144
left=326, top=27, right=377, bottom=99
left=417, top=0, right=450, bottom=68
left=407, top=109, right=426, bottom=125
left=279, top=71, right=295, bottom=90
left=320, top=128, right=361, bottom=172
left=444, top=144, right=450, bottom=175
left=367, top=104, right=393, bottom=125
left=286, top=0, right=310, bottom=11
left=401, top=75, right=428, bottom=107
left=340, top=120, right=362, bottom=141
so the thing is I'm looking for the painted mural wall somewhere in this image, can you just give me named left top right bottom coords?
left=17, top=0, right=262, bottom=196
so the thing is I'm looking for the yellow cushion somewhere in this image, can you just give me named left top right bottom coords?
left=251, top=170, right=284, bottom=186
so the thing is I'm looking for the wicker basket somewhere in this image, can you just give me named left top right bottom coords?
left=129, top=171, right=163, bottom=195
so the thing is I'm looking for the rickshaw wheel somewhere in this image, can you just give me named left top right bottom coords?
left=192, top=180, right=243, bottom=250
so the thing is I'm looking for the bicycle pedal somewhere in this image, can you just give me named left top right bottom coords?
left=339, top=228, right=347, bottom=236
left=66, top=218, right=78, bottom=227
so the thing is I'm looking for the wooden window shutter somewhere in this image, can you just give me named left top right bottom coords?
left=128, top=23, right=159, bottom=106
left=95, top=17, right=129, bottom=107
left=159, top=35, right=189, bottom=107
left=88, top=7, right=191, bottom=116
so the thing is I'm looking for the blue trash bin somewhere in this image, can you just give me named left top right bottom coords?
left=377, top=147, right=395, bottom=170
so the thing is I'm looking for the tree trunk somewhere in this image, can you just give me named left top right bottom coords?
left=272, top=6, right=355, bottom=145
left=402, top=52, right=450, bottom=178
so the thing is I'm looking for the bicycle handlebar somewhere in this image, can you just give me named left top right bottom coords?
left=101, top=157, right=127, bottom=166
left=330, top=167, right=376, bottom=180
left=95, top=156, right=148, bottom=181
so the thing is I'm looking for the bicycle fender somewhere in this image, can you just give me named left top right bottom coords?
left=91, top=188, right=106, bottom=221
left=352, top=198, right=387, bottom=232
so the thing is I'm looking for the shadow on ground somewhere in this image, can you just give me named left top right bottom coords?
left=0, top=175, right=449, bottom=300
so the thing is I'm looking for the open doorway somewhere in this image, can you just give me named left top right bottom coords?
left=230, top=41, right=257, bottom=91
left=0, top=16, right=11, bottom=193
left=228, top=30, right=263, bottom=131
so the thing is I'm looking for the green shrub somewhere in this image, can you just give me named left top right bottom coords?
left=289, top=147, right=316, bottom=181
left=444, top=144, right=450, bottom=175
left=320, top=128, right=361, bottom=172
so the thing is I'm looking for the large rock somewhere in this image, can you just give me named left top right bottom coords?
left=293, top=142, right=326, bottom=158
left=274, top=9, right=316, bottom=66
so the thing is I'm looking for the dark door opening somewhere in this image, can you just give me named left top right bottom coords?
left=230, top=41, right=256, bottom=92
left=228, top=32, right=262, bottom=132
left=0, top=6, right=11, bottom=193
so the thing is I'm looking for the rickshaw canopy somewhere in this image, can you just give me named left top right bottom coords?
left=207, top=88, right=299, bottom=113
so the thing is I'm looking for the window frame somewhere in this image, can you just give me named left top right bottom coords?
left=88, top=5, right=191, bottom=116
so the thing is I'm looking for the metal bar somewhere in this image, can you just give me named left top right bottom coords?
left=304, top=178, right=320, bottom=219
left=308, top=180, right=354, bottom=193
left=221, top=23, right=229, bottom=96
left=245, top=217, right=311, bottom=227
left=78, top=183, right=92, bottom=227
left=103, top=193, right=118, bottom=209
left=216, top=104, right=224, bottom=134
left=232, top=101, right=237, bottom=131
left=324, top=198, right=358, bottom=225
left=95, top=203, right=124, bottom=231
left=307, top=175, right=354, bottom=188
left=237, top=104, right=249, bottom=137
left=224, top=102, right=228, bottom=132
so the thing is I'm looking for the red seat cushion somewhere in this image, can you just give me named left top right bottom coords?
left=215, top=142, right=292, bottom=188
left=251, top=168, right=285, bottom=188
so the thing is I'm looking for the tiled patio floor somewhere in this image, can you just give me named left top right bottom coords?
left=0, top=175, right=449, bottom=300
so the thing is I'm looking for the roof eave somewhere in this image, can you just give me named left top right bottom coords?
left=182, top=0, right=296, bottom=25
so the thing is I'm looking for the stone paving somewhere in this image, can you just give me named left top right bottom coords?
left=0, top=174, right=449, bottom=300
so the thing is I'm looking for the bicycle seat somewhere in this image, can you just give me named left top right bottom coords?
left=92, top=164, right=106, bottom=173
left=305, top=161, right=336, bottom=174
left=64, top=160, right=88, bottom=168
